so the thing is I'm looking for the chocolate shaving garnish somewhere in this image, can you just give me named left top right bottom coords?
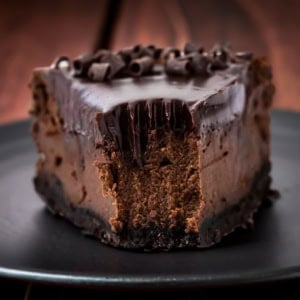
left=146, top=44, right=156, bottom=52
left=212, top=44, right=230, bottom=61
left=184, top=42, right=204, bottom=54
left=73, top=53, right=94, bottom=76
left=133, top=44, right=142, bottom=53
left=188, top=53, right=211, bottom=75
left=210, top=44, right=231, bottom=70
left=235, top=51, right=253, bottom=60
left=129, top=56, right=154, bottom=77
left=58, top=42, right=254, bottom=81
left=88, top=63, right=111, bottom=82
left=139, top=46, right=154, bottom=58
left=210, top=58, right=228, bottom=70
left=52, top=56, right=71, bottom=71
left=153, top=48, right=163, bottom=60
left=100, top=53, right=125, bottom=79
left=140, top=45, right=162, bottom=60
left=118, top=45, right=142, bottom=64
left=93, top=49, right=110, bottom=62
left=147, top=45, right=162, bottom=59
left=162, top=47, right=181, bottom=61
left=165, top=58, right=191, bottom=76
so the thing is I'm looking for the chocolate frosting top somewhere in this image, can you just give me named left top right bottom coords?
left=34, top=43, right=263, bottom=167
left=38, top=65, right=245, bottom=166
left=53, top=66, right=242, bottom=112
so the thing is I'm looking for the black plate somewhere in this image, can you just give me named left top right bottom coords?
left=0, top=110, right=300, bottom=289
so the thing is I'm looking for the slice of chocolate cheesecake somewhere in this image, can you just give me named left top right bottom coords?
left=30, top=44, right=274, bottom=250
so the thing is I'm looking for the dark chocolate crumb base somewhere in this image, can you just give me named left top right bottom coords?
left=34, top=162, right=271, bottom=251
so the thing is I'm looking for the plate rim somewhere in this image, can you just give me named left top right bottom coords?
left=0, top=109, right=300, bottom=289
left=0, top=265, right=300, bottom=289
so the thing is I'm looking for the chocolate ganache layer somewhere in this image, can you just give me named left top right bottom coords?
left=39, top=67, right=247, bottom=167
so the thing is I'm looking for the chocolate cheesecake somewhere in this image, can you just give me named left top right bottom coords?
left=30, top=43, right=274, bottom=250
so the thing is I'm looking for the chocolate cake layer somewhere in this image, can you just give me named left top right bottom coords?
left=34, top=163, right=271, bottom=250
left=30, top=44, right=274, bottom=250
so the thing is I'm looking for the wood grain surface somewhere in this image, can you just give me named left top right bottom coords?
left=0, top=0, right=299, bottom=124
left=0, top=0, right=107, bottom=124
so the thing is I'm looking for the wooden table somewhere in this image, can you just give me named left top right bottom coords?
left=1, top=0, right=300, bottom=298
left=0, top=0, right=300, bottom=125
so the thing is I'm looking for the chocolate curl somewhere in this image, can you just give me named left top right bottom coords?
left=100, top=53, right=125, bottom=79
left=153, top=47, right=163, bottom=60
left=73, top=53, right=94, bottom=76
left=139, top=47, right=154, bottom=57
left=184, top=42, right=204, bottom=54
left=118, top=45, right=142, bottom=63
left=51, top=56, right=71, bottom=71
left=235, top=51, right=253, bottom=61
left=211, top=59, right=228, bottom=70
left=165, top=58, right=191, bottom=76
left=93, top=49, right=110, bottom=62
left=187, top=53, right=211, bottom=75
left=140, top=45, right=162, bottom=60
left=88, top=63, right=110, bottom=82
left=212, top=44, right=230, bottom=60
left=211, top=44, right=230, bottom=70
left=161, top=47, right=181, bottom=61
left=147, top=45, right=163, bottom=60
left=129, top=56, right=154, bottom=76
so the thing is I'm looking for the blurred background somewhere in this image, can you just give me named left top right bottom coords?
left=0, top=0, right=299, bottom=124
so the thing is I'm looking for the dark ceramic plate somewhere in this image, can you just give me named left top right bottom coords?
left=0, top=110, right=299, bottom=290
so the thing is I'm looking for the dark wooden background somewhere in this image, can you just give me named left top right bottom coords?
left=0, top=0, right=300, bottom=125
left=1, top=0, right=300, bottom=298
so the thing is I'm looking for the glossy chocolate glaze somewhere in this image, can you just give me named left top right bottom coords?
left=37, top=63, right=248, bottom=166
